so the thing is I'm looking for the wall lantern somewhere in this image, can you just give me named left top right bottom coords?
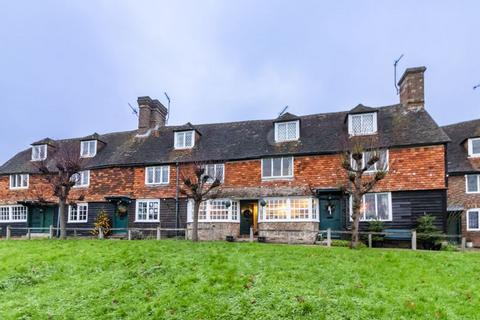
left=225, top=200, right=231, bottom=208
left=260, top=199, right=267, bottom=207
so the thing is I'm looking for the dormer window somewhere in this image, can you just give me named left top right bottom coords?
left=275, top=121, right=299, bottom=142
left=468, top=138, right=480, bottom=157
left=31, top=145, right=47, bottom=161
left=348, top=113, right=377, bottom=136
left=80, top=140, right=97, bottom=158
left=174, top=130, right=194, bottom=149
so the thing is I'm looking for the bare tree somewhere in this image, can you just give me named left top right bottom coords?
left=179, top=162, right=221, bottom=242
left=35, top=144, right=85, bottom=239
left=341, top=141, right=388, bottom=248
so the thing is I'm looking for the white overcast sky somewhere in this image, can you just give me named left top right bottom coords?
left=0, top=0, right=479, bottom=164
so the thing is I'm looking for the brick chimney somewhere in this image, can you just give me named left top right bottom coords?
left=137, top=96, right=168, bottom=131
left=398, top=66, right=426, bottom=109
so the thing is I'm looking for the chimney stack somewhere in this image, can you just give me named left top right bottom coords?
left=398, top=66, right=426, bottom=109
left=137, top=96, right=168, bottom=131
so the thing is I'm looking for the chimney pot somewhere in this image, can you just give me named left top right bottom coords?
left=398, top=66, right=426, bottom=109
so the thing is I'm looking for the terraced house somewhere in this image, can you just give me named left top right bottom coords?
left=0, top=67, right=451, bottom=243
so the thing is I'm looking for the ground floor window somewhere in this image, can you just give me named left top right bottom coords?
left=350, top=192, right=392, bottom=221
left=187, top=199, right=240, bottom=222
left=259, top=197, right=318, bottom=222
left=467, top=209, right=480, bottom=231
left=68, top=203, right=88, bottom=223
left=0, top=205, right=28, bottom=222
left=135, top=199, right=160, bottom=222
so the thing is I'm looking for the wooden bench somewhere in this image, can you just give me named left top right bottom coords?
left=384, top=229, right=412, bottom=241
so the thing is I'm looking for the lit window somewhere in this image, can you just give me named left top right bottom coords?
left=259, top=197, right=318, bottom=222
left=68, top=204, right=88, bottom=223
left=174, top=131, right=194, bottom=149
left=466, top=175, right=480, bottom=193
left=31, top=145, right=47, bottom=161
left=0, top=205, right=28, bottom=222
left=468, top=138, right=480, bottom=157
left=136, top=199, right=160, bottom=222
left=350, top=192, right=392, bottom=221
left=9, top=174, right=29, bottom=189
left=71, top=171, right=90, bottom=188
left=262, top=157, right=294, bottom=179
left=348, top=113, right=377, bottom=136
left=187, top=199, right=240, bottom=222
left=80, top=140, right=97, bottom=158
left=145, top=166, right=169, bottom=185
left=351, top=150, right=389, bottom=172
left=467, top=210, right=480, bottom=231
left=202, top=164, right=224, bottom=183
left=275, top=121, right=299, bottom=142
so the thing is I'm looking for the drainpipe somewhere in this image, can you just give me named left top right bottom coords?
left=175, top=162, right=180, bottom=235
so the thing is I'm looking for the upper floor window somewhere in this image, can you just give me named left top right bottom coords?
left=174, top=130, right=194, bottom=149
left=350, top=192, right=392, bottom=221
left=0, top=205, right=28, bottom=222
left=202, top=163, right=224, bottom=183
left=275, top=121, right=299, bottom=142
left=351, top=150, right=389, bottom=172
left=468, top=138, right=480, bottom=157
left=80, top=140, right=97, bottom=158
left=72, top=170, right=90, bottom=188
left=68, top=203, right=88, bottom=223
left=9, top=174, right=29, bottom=189
left=145, top=166, right=169, bottom=185
left=467, top=209, right=480, bottom=231
left=348, top=113, right=377, bottom=136
left=136, top=199, right=160, bottom=222
left=262, top=157, right=294, bottom=179
left=31, top=144, right=47, bottom=161
left=466, top=174, right=480, bottom=193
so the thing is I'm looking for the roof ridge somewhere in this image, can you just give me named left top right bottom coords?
left=442, top=118, right=480, bottom=129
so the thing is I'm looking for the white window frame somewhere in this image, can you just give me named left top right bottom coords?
left=72, top=170, right=90, bottom=188
left=135, top=199, right=160, bottom=222
left=174, top=130, right=195, bottom=149
left=80, top=140, right=97, bottom=158
left=31, top=144, right=47, bottom=161
left=187, top=199, right=240, bottom=223
left=68, top=203, right=88, bottom=223
left=145, top=166, right=170, bottom=185
left=348, top=113, right=377, bottom=136
left=202, top=163, right=225, bottom=183
left=468, top=138, right=480, bottom=158
left=349, top=192, right=393, bottom=222
left=351, top=150, right=389, bottom=173
left=258, top=197, right=319, bottom=222
left=465, top=174, right=480, bottom=194
left=261, top=157, right=294, bottom=180
left=274, top=120, right=300, bottom=142
left=0, top=205, right=28, bottom=222
left=9, top=174, right=29, bottom=189
left=467, top=209, right=480, bottom=231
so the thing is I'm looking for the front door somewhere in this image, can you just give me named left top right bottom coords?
left=319, top=198, right=342, bottom=231
left=112, top=209, right=128, bottom=234
left=240, top=201, right=257, bottom=235
left=29, top=207, right=54, bottom=233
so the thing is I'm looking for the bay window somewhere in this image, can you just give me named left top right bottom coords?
left=187, top=199, right=240, bottom=222
left=259, top=197, right=318, bottom=222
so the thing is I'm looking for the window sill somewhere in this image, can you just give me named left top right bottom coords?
left=174, top=147, right=194, bottom=150
left=0, top=220, right=27, bottom=223
left=188, top=220, right=240, bottom=223
left=145, top=183, right=170, bottom=187
left=72, top=185, right=89, bottom=189
left=261, top=177, right=294, bottom=181
left=466, top=191, right=480, bottom=194
left=468, top=154, right=480, bottom=158
left=259, top=219, right=319, bottom=223
left=135, top=220, right=160, bottom=223
left=67, top=221, right=88, bottom=224
left=349, top=132, right=377, bottom=137
left=9, top=187, right=29, bottom=190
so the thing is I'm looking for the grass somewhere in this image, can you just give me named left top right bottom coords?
left=0, top=240, right=479, bottom=320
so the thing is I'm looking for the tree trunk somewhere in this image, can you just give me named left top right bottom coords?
left=350, top=194, right=362, bottom=248
left=192, top=201, right=200, bottom=242
left=58, top=197, right=67, bottom=239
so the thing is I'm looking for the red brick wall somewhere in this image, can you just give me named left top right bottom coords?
left=447, top=175, right=480, bottom=246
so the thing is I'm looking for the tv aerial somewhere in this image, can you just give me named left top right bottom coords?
left=393, top=54, right=404, bottom=95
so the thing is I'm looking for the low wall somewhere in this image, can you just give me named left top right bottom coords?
left=258, top=222, right=319, bottom=244
left=186, top=222, right=240, bottom=241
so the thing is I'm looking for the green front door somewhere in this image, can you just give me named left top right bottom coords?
left=319, top=198, right=342, bottom=231
left=29, top=207, right=54, bottom=233
left=112, top=210, right=128, bottom=234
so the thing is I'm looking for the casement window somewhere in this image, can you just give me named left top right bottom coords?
left=0, top=205, right=28, bottom=222
left=80, top=140, right=97, bottom=158
left=262, top=157, right=294, bottom=179
left=68, top=203, right=88, bottom=223
left=136, top=199, right=160, bottom=222
left=466, top=175, right=480, bottom=194
left=259, top=197, right=318, bottom=222
left=9, top=174, right=29, bottom=189
left=467, top=209, right=480, bottom=231
left=174, top=130, right=194, bottom=149
left=348, top=113, right=377, bottom=136
left=275, top=121, right=299, bottom=142
left=145, top=166, right=170, bottom=185
left=71, top=170, right=90, bottom=188
left=187, top=199, right=240, bottom=222
left=350, top=192, right=392, bottom=221
left=31, top=144, right=47, bottom=161
left=202, top=163, right=224, bottom=183
left=468, top=138, right=480, bottom=157
left=351, top=150, right=389, bottom=172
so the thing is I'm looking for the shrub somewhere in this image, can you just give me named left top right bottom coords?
left=92, top=210, right=111, bottom=238
left=130, top=229, right=145, bottom=240
left=440, top=242, right=459, bottom=252
left=331, top=240, right=350, bottom=247
left=368, top=220, right=385, bottom=244
left=416, top=214, right=442, bottom=250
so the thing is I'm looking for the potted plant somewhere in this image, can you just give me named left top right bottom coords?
left=416, top=214, right=442, bottom=250
left=368, top=220, right=385, bottom=247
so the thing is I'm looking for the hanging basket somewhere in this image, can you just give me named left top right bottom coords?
left=117, top=204, right=128, bottom=216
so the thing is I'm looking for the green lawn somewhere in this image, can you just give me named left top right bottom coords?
left=0, top=241, right=479, bottom=319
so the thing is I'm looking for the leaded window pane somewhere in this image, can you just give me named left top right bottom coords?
left=264, top=199, right=288, bottom=220
left=282, top=157, right=293, bottom=176
left=351, top=115, right=362, bottom=135
left=185, top=131, right=193, bottom=147
left=262, top=159, right=271, bottom=177
left=467, top=175, right=479, bottom=192
left=362, top=114, right=374, bottom=133
left=277, top=123, right=287, bottom=141
left=376, top=194, right=389, bottom=220
left=472, top=139, right=480, bottom=155
left=291, top=198, right=310, bottom=219
left=364, top=194, right=376, bottom=220
left=469, top=211, right=479, bottom=229
left=272, top=158, right=282, bottom=176
left=286, top=122, right=297, bottom=139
